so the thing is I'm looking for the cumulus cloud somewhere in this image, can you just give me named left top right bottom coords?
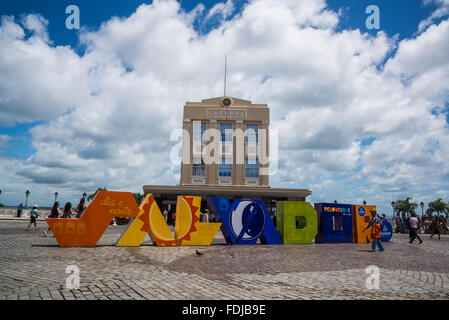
left=418, top=0, right=449, bottom=32
left=0, top=0, right=448, bottom=209
left=205, top=0, right=235, bottom=21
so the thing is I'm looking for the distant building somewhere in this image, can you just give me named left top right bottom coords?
left=180, top=96, right=269, bottom=187
left=143, top=96, right=311, bottom=215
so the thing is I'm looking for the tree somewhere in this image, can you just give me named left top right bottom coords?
left=87, top=186, right=107, bottom=202
left=132, top=193, right=144, bottom=205
left=0, top=203, right=4, bottom=208
left=426, top=198, right=449, bottom=218
left=393, top=198, right=418, bottom=219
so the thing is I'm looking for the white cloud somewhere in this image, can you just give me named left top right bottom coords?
left=418, top=0, right=449, bottom=32
left=205, top=0, right=235, bottom=21
left=0, top=0, right=448, bottom=208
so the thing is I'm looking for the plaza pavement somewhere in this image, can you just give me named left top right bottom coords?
left=0, top=219, right=448, bottom=300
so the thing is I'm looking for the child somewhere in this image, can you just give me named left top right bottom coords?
left=26, top=205, right=41, bottom=231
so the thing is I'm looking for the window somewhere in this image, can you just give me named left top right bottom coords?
left=192, top=157, right=205, bottom=177
left=193, top=121, right=206, bottom=142
left=219, top=157, right=232, bottom=177
left=220, top=123, right=233, bottom=142
left=245, top=124, right=258, bottom=143
left=245, top=158, right=258, bottom=178
left=332, top=216, right=343, bottom=231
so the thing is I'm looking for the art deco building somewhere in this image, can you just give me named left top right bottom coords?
left=143, top=96, right=312, bottom=214
left=180, top=96, right=269, bottom=187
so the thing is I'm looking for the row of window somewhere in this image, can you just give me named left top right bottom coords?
left=192, top=159, right=259, bottom=178
left=193, top=121, right=259, bottom=143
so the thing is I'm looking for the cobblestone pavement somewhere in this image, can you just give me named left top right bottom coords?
left=0, top=220, right=448, bottom=300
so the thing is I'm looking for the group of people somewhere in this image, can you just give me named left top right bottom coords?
left=161, top=208, right=214, bottom=226
left=394, top=213, right=447, bottom=240
left=24, top=197, right=88, bottom=236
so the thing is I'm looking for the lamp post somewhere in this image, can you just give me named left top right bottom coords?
left=25, top=190, right=30, bottom=210
left=25, top=190, right=30, bottom=217
left=391, top=201, right=395, bottom=219
left=54, top=192, right=58, bottom=203
left=420, top=201, right=424, bottom=219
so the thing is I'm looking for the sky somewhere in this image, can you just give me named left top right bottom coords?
left=0, top=0, right=448, bottom=216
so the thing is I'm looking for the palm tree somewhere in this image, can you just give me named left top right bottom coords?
left=393, top=198, right=418, bottom=219
left=132, top=193, right=144, bottom=205
left=87, top=186, right=107, bottom=202
left=426, top=198, right=449, bottom=218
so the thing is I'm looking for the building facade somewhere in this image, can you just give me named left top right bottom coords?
left=143, top=96, right=312, bottom=215
left=180, top=96, right=269, bottom=187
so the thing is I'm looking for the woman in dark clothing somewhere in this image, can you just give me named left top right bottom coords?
left=75, top=198, right=87, bottom=218
left=430, top=217, right=441, bottom=240
left=44, top=201, right=61, bottom=237
left=62, top=202, right=74, bottom=218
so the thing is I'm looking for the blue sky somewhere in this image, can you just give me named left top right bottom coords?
left=0, top=0, right=448, bottom=214
left=0, top=0, right=441, bottom=155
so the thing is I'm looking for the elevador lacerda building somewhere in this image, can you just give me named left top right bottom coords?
left=143, top=96, right=312, bottom=216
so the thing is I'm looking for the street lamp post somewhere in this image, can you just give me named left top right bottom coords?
left=25, top=190, right=30, bottom=217
left=25, top=190, right=30, bottom=209
left=54, top=192, right=59, bottom=203
left=391, top=201, right=395, bottom=219
left=420, top=201, right=424, bottom=219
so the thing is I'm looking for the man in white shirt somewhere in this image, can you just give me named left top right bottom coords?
left=409, top=213, right=423, bottom=244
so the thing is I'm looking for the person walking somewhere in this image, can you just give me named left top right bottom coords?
left=362, top=210, right=384, bottom=252
left=163, top=209, right=168, bottom=222
left=394, top=214, right=402, bottom=233
left=430, top=217, right=441, bottom=240
left=62, top=202, right=74, bottom=218
left=44, top=201, right=61, bottom=237
left=17, top=203, right=23, bottom=218
left=409, top=213, right=423, bottom=244
left=75, top=198, right=87, bottom=218
left=26, top=205, right=40, bottom=231
left=172, top=211, right=176, bottom=226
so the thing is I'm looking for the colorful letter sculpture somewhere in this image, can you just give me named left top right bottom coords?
left=276, top=201, right=318, bottom=244
left=352, top=205, right=377, bottom=243
left=46, top=190, right=391, bottom=247
left=174, top=195, right=222, bottom=245
left=117, top=194, right=176, bottom=246
left=381, top=219, right=393, bottom=242
left=46, top=191, right=139, bottom=247
left=314, top=203, right=353, bottom=243
left=117, top=195, right=221, bottom=246
left=207, top=197, right=282, bottom=245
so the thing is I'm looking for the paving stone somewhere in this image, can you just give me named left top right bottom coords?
left=0, top=221, right=449, bottom=300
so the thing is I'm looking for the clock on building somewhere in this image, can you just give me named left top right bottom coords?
left=222, top=97, right=232, bottom=107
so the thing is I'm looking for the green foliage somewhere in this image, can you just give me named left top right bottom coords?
left=132, top=193, right=144, bottom=205
left=87, top=186, right=107, bottom=202
left=426, top=198, right=449, bottom=218
left=393, top=197, right=418, bottom=219
left=0, top=203, right=4, bottom=208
